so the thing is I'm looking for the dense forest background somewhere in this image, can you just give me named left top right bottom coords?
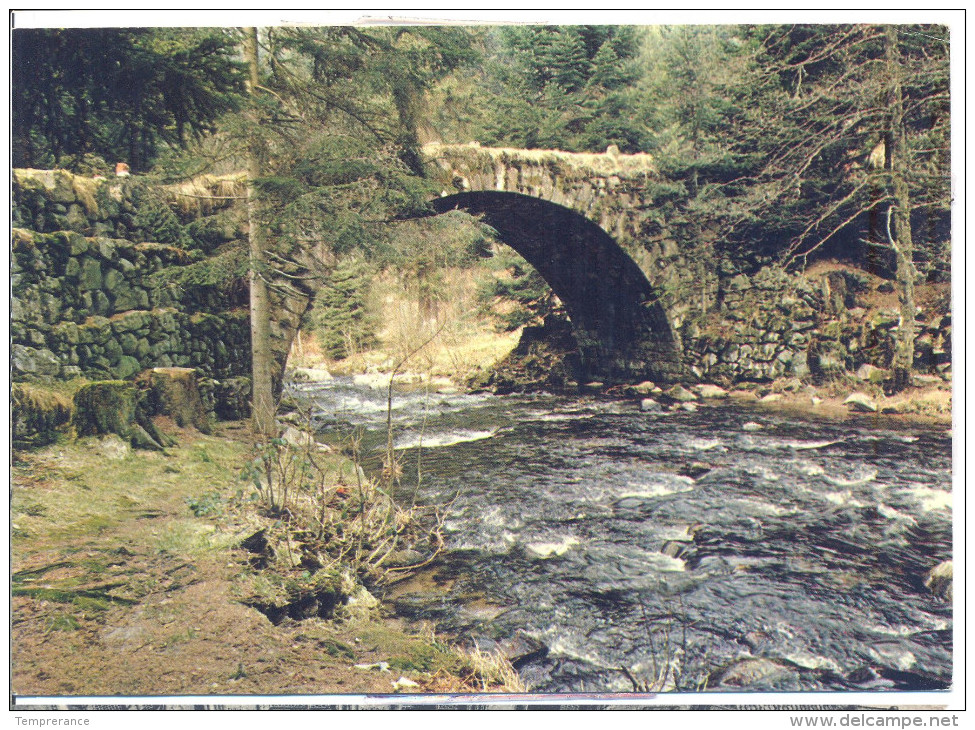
left=13, top=24, right=950, bottom=263
left=12, top=23, right=952, bottom=398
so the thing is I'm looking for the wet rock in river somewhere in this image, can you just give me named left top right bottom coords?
left=290, top=366, right=333, bottom=382
left=661, top=540, right=693, bottom=560
left=493, top=632, right=549, bottom=669
left=640, top=398, right=662, bottom=413
left=924, top=560, right=952, bottom=601
left=844, top=392, right=878, bottom=413
left=664, top=384, right=698, bottom=402
left=679, top=462, right=711, bottom=479
left=695, top=383, right=729, bottom=399
left=392, top=592, right=456, bottom=620
left=711, top=657, right=798, bottom=688
left=384, top=549, right=426, bottom=568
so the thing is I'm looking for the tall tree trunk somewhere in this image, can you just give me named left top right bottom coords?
left=885, top=25, right=918, bottom=393
left=245, top=27, right=277, bottom=436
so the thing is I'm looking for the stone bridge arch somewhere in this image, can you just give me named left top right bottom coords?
left=271, top=143, right=693, bottom=393
left=430, top=191, right=682, bottom=383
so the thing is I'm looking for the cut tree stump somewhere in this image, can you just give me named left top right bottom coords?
left=71, top=380, right=175, bottom=450
left=12, top=383, right=72, bottom=447
left=137, top=367, right=214, bottom=434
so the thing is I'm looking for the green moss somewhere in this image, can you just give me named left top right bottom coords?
left=386, top=640, right=458, bottom=674
left=71, top=380, right=138, bottom=438
left=12, top=585, right=137, bottom=607
left=46, top=613, right=82, bottom=632
left=133, top=196, right=189, bottom=247
left=71, top=380, right=174, bottom=449
left=320, top=638, right=357, bottom=660
left=12, top=382, right=73, bottom=448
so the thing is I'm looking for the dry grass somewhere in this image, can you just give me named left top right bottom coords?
left=458, top=643, right=528, bottom=693
left=70, top=175, right=100, bottom=215
left=162, top=172, right=248, bottom=216
left=317, top=268, right=520, bottom=383
left=423, top=141, right=656, bottom=177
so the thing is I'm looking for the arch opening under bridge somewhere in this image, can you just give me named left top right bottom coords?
left=430, top=190, right=682, bottom=383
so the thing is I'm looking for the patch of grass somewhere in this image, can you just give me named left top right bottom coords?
left=45, top=613, right=81, bottom=633
left=12, top=562, right=73, bottom=583
left=186, top=491, right=224, bottom=517
left=358, top=623, right=457, bottom=674
left=79, top=515, right=114, bottom=534
left=13, top=502, right=47, bottom=517
left=161, top=628, right=198, bottom=648
left=319, top=638, right=357, bottom=660
left=11, top=433, right=249, bottom=547
left=72, top=596, right=114, bottom=615
left=155, top=522, right=219, bottom=555
left=12, top=585, right=137, bottom=608
left=355, top=623, right=525, bottom=692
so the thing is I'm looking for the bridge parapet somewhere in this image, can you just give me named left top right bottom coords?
left=422, top=142, right=660, bottom=249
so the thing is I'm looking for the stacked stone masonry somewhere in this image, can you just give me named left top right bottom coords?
left=11, top=165, right=950, bottom=398
left=11, top=169, right=251, bottom=393
left=683, top=267, right=951, bottom=384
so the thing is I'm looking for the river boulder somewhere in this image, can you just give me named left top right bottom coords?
left=664, top=384, right=697, bottom=402
left=695, top=383, right=729, bottom=399
left=924, top=560, right=953, bottom=601
left=712, top=657, right=797, bottom=688
left=844, top=392, right=878, bottom=413
left=640, top=398, right=663, bottom=413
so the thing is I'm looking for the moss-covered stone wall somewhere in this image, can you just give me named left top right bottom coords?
left=683, top=267, right=952, bottom=385
left=11, top=170, right=251, bottom=386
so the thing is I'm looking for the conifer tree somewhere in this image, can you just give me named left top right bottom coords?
left=311, top=258, right=378, bottom=359
left=12, top=27, right=244, bottom=170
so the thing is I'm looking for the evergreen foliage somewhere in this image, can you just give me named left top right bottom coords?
left=311, top=258, right=378, bottom=359
left=11, top=21, right=951, bottom=391
left=132, top=193, right=190, bottom=247
left=12, top=27, right=244, bottom=171
left=473, top=26, right=646, bottom=152
left=479, top=250, right=560, bottom=332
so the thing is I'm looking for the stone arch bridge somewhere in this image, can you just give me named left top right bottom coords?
left=421, top=142, right=690, bottom=383
left=270, top=143, right=697, bottom=393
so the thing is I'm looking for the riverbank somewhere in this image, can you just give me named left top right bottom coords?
left=293, top=335, right=953, bottom=432
left=295, top=303, right=952, bottom=432
left=10, top=419, right=523, bottom=698
left=720, top=378, right=953, bottom=430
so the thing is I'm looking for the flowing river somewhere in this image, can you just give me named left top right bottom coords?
left=292, top=376, right=953, bottom=694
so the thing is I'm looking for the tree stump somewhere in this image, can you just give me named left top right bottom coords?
left=71, top=380, right=174, bottom=450
left=12, top=383, right=72, bottom=447
left=138, top=367, right=214, bottom=434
